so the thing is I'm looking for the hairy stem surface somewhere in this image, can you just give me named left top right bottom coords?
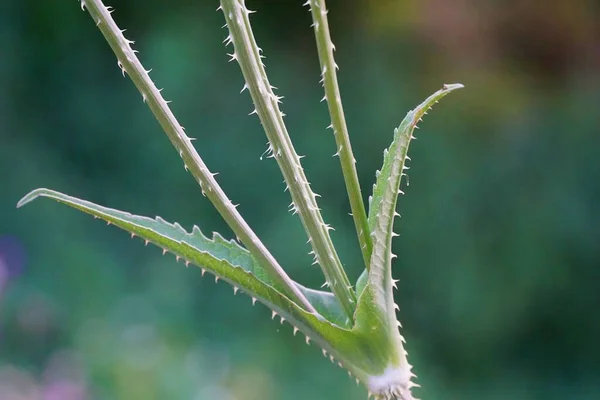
left=307, top=0, right=372, bottom=270
left=220, top=0, right=356, bottom=319
left=80, top=0, right=316, bottom=314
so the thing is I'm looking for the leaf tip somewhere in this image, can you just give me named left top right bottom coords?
left=442, top=82, right=464, bottom=92
left=16, top=188, right=51, bottom=209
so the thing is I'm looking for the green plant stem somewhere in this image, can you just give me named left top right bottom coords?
left=220, top=0, right=356, bottom=319
left=307, top=0, right=372, bottom=270
left=80, top=0, right=317, bottom=315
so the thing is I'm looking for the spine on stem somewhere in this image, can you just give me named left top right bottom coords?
left=219, top=0, right=356, bottom=319
left=306, top=0, right=372, bottom=270
left=79, top=0, right=316, bottom=314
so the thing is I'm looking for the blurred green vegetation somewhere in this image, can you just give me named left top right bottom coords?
left=1, top=1, right=599, bottom=399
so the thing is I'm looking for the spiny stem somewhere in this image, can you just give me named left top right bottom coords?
left=79, top=0, right=317, bottom=315
left=306, top=0, right=372, bottom=270
left=219, top=0, right=356, bottom=319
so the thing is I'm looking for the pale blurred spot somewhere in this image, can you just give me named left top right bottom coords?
left=185, top=342, right=231, bottom=383
left=16, top=293, right=57, bottom=337
left=229, top=366, right=274, bottom=400
left=0, top=366, right=39, bottom=400
left=74, top=318, right=113, bottom=366
left=42, top=349, right=87, bottom=387
left=110, top=293, right=159, bottom=326
left=42, top=349, right=89, bottom=400
left=184, top=344, right=206, bottom=379
left=42, top=381, right=87, bottom=400
left=195, top=386, right=234, bottom=400
left=119, top=323, right=167, bottom=370
left=0, top=350, right=89, bottom=400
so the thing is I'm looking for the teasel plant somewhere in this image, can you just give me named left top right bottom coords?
left=17, top=0, right=463, bottom=399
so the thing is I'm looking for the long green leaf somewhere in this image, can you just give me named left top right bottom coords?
left=17, top=188, right=423, bottom=396
left=352, top=84, right=464, bottom=399
left=17, top=188, right=347, bottom=326
left=356, top=84, right=464, bottom=298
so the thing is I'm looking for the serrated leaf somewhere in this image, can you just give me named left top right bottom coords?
left=351, top=84, right=464, bottom=399
left=356, top=83, right=464, bottom=299
left=17, top=188, right=417, bottom=395
left=17, top=188, right=348, bottom=327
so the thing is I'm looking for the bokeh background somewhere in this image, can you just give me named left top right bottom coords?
left=1, top=1, right=599, bottom=399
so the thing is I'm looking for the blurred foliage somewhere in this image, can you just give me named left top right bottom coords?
left=1, top=1, right=599, bottom=399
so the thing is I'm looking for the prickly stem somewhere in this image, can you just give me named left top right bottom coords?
left=78, top=0, right=317, bottom=315
left=219, top=0, right=356, bottom=319
left=307, top=0, right=371, bottom=270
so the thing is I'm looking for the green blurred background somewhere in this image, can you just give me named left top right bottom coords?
left=1, top=1, right=599, bottom=399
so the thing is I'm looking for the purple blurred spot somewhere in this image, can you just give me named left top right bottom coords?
left=0, top=235, right=27, bottom=280
left=43, top=381, right=87, bottom=400
left=43, top=350, right=88, bottom=400
left=0, top=260, right=6, bottom=294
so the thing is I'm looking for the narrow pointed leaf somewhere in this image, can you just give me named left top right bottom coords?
left=356, top=83, right=464, bottom=297
left=17, top=188, right=347, bottom=326
left=17, top=188, right=425, bottom=395
left=368, top=84, right=464, bottom=239
left=351, top=84, right=464, bottom=399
